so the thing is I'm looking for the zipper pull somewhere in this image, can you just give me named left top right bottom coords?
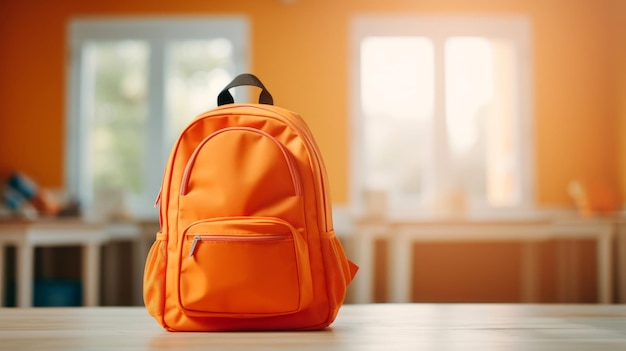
left=153, top=190, right=161, bottom=208
left=188, top=236, right=200, bottom=259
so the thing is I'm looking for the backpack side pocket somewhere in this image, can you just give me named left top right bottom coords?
left=320, top=231, right=358, bottom=312
left=143, top=232, right=167, bottom=325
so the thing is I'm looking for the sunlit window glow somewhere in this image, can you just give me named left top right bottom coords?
left=359, top=34, right=521, bottom=216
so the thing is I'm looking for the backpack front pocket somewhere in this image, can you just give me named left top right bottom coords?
left=177, top=217, right=313, bottom=318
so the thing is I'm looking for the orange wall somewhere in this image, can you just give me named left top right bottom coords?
left=0, top=0, right=622, bottom=207
left=612, top=0, right=626, bottom=205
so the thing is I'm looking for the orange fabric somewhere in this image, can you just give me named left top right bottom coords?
left=143, top=102, right=357, bottom=331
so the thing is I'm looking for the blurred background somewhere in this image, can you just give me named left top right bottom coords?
left=0, top=0, right=625, bottom=306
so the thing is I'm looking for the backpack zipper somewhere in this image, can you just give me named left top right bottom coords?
left=187, top=234, right=289, bottom=259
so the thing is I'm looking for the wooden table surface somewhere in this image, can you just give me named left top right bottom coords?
left=1, top=304, right=626, bottom=350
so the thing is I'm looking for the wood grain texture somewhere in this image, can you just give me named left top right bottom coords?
left=1, top=304, right=626, bottom=350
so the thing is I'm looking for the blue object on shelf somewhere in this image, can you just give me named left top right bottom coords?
left=5, top=279, right=82, bottom=306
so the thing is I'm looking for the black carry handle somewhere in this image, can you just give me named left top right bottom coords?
left=217, top=73, right=274, bottom=106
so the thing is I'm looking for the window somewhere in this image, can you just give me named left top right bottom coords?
left=67, top=18, right=248, bottom=219
left=350, top=16, right=534, bottom=219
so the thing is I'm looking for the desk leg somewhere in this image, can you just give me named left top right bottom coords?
left=16, top=244, right=33, bottom=307
left=82, top=243, right=101, bottom=306
left=352, top=233, right=375, bottom=303
left=389, top=233, right=411, bottom=303
left=0, top=246, right=4, bottom=306
left=618, top=225, right=626, bottom=303
left=597, top=228, right=612, bottom=304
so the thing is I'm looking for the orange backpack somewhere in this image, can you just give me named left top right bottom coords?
left=143, top=74, right=358, bottom=331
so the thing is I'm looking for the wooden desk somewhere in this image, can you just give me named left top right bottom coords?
left=1, top=304, right=625, bottom=350
left=0, top=219, right=108, bottom=307
left=353, top=217, right=614, bottom=303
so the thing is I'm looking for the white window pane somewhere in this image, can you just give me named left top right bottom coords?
left=360, top=37, right=434, bottom=197
left=486, top=40, right=520, bottom=207
left=165, top=39, right=235, bottom=146
left=69, top=19, right=248, bottom=219
left=84, top=41, right=149, bottom=200
left=444, top=37, right=519, bottom=207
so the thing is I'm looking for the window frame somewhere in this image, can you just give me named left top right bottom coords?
left=66, top=17, right=248, bottom=219
left=349, top=15, right=535, bottom=219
